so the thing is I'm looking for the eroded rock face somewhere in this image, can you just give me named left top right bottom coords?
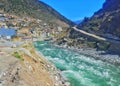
left=77, top=0, right=120, bottom=38
left=99, top=0, right=120, bottom=12
left=95, top=0, right=120, bottom=37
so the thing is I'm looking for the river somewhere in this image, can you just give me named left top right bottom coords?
left=34, top=41, right=120, bottom=86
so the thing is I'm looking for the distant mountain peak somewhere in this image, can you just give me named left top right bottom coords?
left=74, top=20, right=82, bottom=24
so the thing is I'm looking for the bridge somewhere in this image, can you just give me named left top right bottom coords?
left=72, top=27, right=106, bottom=41
left=72, top=27, right=120, bottom=43
left=71, top=26, right=120, bottom=54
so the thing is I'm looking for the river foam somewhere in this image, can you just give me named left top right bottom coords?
left=34, top=41, right=120, bottom=86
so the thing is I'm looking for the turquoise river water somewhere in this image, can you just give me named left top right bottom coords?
left=34, top=41, right=120, bottom=86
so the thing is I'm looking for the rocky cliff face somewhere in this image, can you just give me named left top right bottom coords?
left=0, top=0, right=74, bottom=27
left=77, top=0, right=120, bottom=38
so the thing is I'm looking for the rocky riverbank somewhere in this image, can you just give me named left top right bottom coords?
left=0, top=41, right=71, bottom=86
left=51, top=42, right=120, bottom=65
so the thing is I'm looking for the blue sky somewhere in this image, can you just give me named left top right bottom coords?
left=40, top=0, right=105, bottom=21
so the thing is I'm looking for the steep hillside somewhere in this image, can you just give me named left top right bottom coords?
left=0, top=42, right=68, bottom=86
left=56, top=0, right=120, bottom=54
left=0, top=0, right=74, bottom=27
left=77, top=0, right=120, bottom=39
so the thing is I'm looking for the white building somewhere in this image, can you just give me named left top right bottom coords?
left=6, top=36, right=11, bottom=40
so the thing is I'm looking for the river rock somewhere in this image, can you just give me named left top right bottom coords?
left=64, top=82, right=71, bottom=86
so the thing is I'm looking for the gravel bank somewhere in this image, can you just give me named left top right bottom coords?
left=52, top=42, right=120, bottom=65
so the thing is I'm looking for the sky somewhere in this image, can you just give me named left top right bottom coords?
left=40, top=0, right=105, bottom=21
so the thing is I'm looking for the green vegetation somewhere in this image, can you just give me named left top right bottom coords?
left=87, top=42, right=96, bottom=48
left=97, top=41, right=110, bottom=50
left=12, top=51, right=24, bottom=61
left=87, top=41, right=110, bottom=50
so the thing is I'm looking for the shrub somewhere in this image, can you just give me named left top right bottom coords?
left=87, top=42, right=96, bottom=48
left=12, top=51, right=24, bottom=61
left=97, top=41, right=110, bottom=50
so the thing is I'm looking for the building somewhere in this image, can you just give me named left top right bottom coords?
left=0, top=26, right=16, bottom=40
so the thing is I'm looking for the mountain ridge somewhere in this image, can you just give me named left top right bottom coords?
left=77, top=0, right=120, bottom=38
left=57, top=0, right=120, bottom=54
left=0, top=0, right=74, bottom=27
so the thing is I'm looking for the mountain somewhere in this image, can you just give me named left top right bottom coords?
left=0, top=0, right=74, bottom=27
left=74, top=20, right=82, bottom=24
left=57, top=0, right=120, bottom=54
left=0, top=0, right=73, bottom=85
left=77, top=0, right=120, bottom=38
